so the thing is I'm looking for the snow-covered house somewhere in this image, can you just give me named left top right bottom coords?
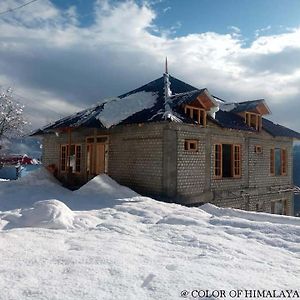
left=32, top=71, right=300, bottom=215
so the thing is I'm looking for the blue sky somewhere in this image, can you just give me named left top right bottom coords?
left=0, top=0, right=300, bottom=132
left=50, top=0, right=300, bottom=40
left=153, top=0, right=300, bottom=40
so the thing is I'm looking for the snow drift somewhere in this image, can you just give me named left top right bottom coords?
left=2, top=200, right=76, bottom=230
left=0, top=168, right=300, bottom=299
left=0, top=168, right=71, bottom=211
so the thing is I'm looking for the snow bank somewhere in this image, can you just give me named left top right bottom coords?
left=2, top=200, right=100, bottom=230
left=1, top=169, right=300, bottom=299
left=3, top=200, right=75, bottom=229
left=202, top=203, right=300, bottom=226
left=76, top=174, right=138, bottom=198
left=71, top=174, right=139, bottom=210
left=0, top=167, right=71, bottom=211
left=97, top=91, right=158, bottom=128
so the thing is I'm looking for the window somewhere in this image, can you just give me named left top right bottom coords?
left=214, top=143, right=241, bottom=178
left=214, top=144, right=222, bottom=178
left=255, top=145, right=262, bottom=154
left=61, top=145, right=67, bottom=172
left=233, top=145, right=241, bottom=177
left=60, top=144, right=81, bottom=173
left=75, top=145, right=81, bottom=173
left=256, top=201, right=265, bottom=212
left=281, top=149, right=287, bottom=175
left=270, top=148, right=275, bottom=175
left=87, top=137, right=94, bottom=143
left=271, top=199, right=288, bottom=215
left=270, top=148, right=287, bottom=176
left=97, top=137, right=108, bottom=143
left=184, top=105, right=206, bottom=126
left=245, top=112, right=261, bottom=130
left=86, top=136, right=108, bottom=144
left=184, top=140, right=198, bottom=152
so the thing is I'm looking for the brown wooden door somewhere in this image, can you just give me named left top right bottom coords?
left=95, top=144, right=105, bottom=174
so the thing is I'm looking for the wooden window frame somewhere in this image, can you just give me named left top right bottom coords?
left=245, top=112, right=262, bottom=131
left=281, top=148, right=287, bottom=176
left=233, top=144, right=241, bottom=178
left=60, top=145, right=67, bottom=172
left=271, top=199, right=288, bottom=215
left=214, top=143, right=241, bottom=179
left=184, top=139, right=198, bottom=152
left=270, top=148, right=275, bottom=175
left=184, top=105, right=207, bottom=127
left=75, top=145, right=81, bottom=173
left=60, top=144, right=82, bottom=174
left=85, top=136, right=108, bottom=144
left=214, top=144, right=222, bottom=179
left=270, top=147, right=287, bottom=176
left=254, top=145, right=262, bottom=154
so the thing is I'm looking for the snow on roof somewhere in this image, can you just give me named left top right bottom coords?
left=31, top=74, right=300, bottom=138
left=97, top=91, right=158, bottom=128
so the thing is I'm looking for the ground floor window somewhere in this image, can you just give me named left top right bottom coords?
left=214, top=143, right=241, bottom=179
left=271, top=199, right=288, bottom=215
left=60, top=144, right=81, bottom=173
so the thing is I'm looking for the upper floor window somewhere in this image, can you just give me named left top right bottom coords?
left=184, top=105, right=206, bottom=126
left=214, top=143, right=241, bottom=179
left=245, top=112, right=261, bottom=131
left=270, top=148, right=287, bottom=176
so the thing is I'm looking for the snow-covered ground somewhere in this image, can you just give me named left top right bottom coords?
left=0, top=169, right=300, bottom=299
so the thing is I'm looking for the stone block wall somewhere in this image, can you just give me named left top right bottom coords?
left=171, top=122, right=294, bottom=215
left=41, top=121, right=295, bottom=215
left=108, top=123, right=164, bottom=196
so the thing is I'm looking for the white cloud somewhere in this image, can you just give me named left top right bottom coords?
left=228, top=25, right=241, bottom=33
left=0, top=0, right=300, bottom=132
left=163, top=6, right=171, bottom=13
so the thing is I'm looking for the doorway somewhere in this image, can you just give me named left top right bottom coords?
left=86, top=136, right=108, bottom=177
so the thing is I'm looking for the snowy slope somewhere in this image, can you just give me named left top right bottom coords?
left=0, top=169, right=300, bottom=300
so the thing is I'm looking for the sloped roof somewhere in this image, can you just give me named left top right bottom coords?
left=32, top=75, right=206, bottom=133
left=262, top=118, right=300, bottom=139
left=231, top=99, right=265, bottom=113
left=39, top=103, right=106, bottom=131
left=213, top=110, right=256, bottom=132
left=31, top=74, right=300, bottom=139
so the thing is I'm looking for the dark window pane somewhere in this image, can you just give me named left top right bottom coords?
left=222, top=144, right=232, bottom=177
left=275, top=148, right=281, bottom=176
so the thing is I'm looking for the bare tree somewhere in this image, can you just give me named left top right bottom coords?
left=0, top=88, right=27, bottom=140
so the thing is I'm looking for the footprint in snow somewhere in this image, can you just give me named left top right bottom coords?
left=165, top=264, right=177, bottom=271
left=141, top=273, right=156, bottom=289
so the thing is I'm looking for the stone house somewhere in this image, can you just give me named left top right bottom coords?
left=32, top=72, right=300, bottom=215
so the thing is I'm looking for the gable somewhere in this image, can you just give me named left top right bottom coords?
left=231, top=99, right=271, bottom=115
